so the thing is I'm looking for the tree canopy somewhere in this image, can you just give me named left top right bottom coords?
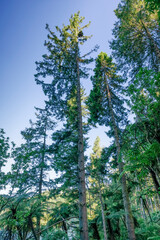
left=1, top=4, right=160, bottom=240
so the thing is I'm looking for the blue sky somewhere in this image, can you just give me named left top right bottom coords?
left=1, top=0, right=119, bottom=158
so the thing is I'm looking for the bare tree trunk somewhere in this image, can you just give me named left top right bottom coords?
left=76, top=47, right=89, bottom=240
left=62, top=220, right=68, bottom=235
left=98, top=190, right=108, bottom=240
left=104, top=204, right=115, bottom=240
left=29, top=216, right=38, bottom=240
left=148, top=167, right=160, bottom=200
left=153, top=196, right=158, bottom=212
left=136, top=177, right=146, bottom=220
left=137, top=183, right=147, bottom=220
left=140, top=197, right=147, bottom=220
left=149, top=198, right=154, bottom=213
left=37, top=125, right=47, bottom=240
left=105, top=74, right=136, bottom=240
left=143, top=198, right=152, bottom=222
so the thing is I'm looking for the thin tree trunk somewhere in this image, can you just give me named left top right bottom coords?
left=148, top=198, right=154, bottom=213
left=37, top=125, right=47, bottom=240
left=142, top=198, right=152, bottom=222
left=115, top=220, right=121, bottom=238
left=62, top=220, right=68, bottom=235
left=17, top=226, right=23, bottom=240
left=7, top=228, right=12, bottom=240
left=86, top=182, right=92, bottom=216
left=105, top=74, right=136, bottom=240
left=76, top=46, right=89, bottom=240
left=29, top=216, right=38, bottom=240
left=140, top=197, right=147, bottom=220
left=148, top=167, right=160, bottom=200
left=137, top=183, right=147, bottom=220
left=22, top=228, right=28, bottom=240
left=153, top=196, right=158, bottom=212
left=91, top=222, right=100, bottom=240
left=12, top=208, right=23, bottom=240
left=140, top=18, right=160, bottom=66
left=104, top=204, right=115, bottom=240
left=98, top=188, right=108, bottom=240
left=88, top=188, right=92, bottom=216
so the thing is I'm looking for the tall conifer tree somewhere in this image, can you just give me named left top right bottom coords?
left=89, top=137, right=109, bottom=240
left=35, top=12, right=95, bottom=239
left=88, top=52, right=136, bottom=240
left=11, top=108, right=55, bottom=239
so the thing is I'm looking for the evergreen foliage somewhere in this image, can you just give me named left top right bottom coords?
left=1, top=2, right=160, bottom=240
left=110, top=0, right=160, bottom=76
left=0, top=129, right=10, bottom=189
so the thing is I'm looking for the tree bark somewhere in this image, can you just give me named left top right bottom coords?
left=7, top=227, right=12, bottom=240
left=37, top=124, right=47, bottom=240
left=153, top=196, right=159, bottom=211
left=105, top=74, right=136, bottom=240
left=140, top=18, right=160, bottom=67
left=76, top=46, right=89, bottom=240
left=98, top=190, right=108, bottom=240
left=29, top=216, right=38, bottom=240
left=91, top=222, right=100, bottom=240
left=37, top=122, right=47, bottom=240
left=140, top=197, right=147, bottom=220
left=142, top=198, right=152, bottom=222
left=62, top=220, right=68, bottom=235
left=104, top=204, right=115, bottom=240
left=12, top=208, right=23, bottom=240
left=148, top=198, right=154, bottom=213
left=148, top=167, right=160, bottom=199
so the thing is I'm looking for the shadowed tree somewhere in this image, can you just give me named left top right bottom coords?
left=88, top=52, right=136, bottom=240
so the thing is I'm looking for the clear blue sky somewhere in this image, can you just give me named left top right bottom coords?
left=1, top=0, right=119, bottom=155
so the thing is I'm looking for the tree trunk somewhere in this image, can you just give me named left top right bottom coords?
left=62, top=220, right=68, bottom=235
left=148, top=167, right=160, bottom=200
left=148, top=198, right=154, bottom=213
left=29, top=216, right=38, bottom=240
left=17, top=226, right=23, bottom=240
left=140, top=18, right=160, bottom=67
left=115, top=220, right=121, bottom=238
left=136, top=179, right=146, bottom=220
left=37, top=125, right=47, bottom=240
left=88, top=187, right=92, bottom=216
left=142, top=198, right=152, bottom=222
left=12, top=208, right=23, bottom=240
left=105, top=74, right=136, bottom=240
left=140, top=197, right=147, bottom=220
left=22, top=228, right=28, bottom=240
left=7, top=227, right=12, bottom=240
left=153, top=195, right=160, bottom=211
left=104, top=204, right=115, bottom=240
left=98, top=190, right=108, bottom=240
left=91, top=222, right=100, bottom=240
left=76, top=46, right=89, bottom=240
